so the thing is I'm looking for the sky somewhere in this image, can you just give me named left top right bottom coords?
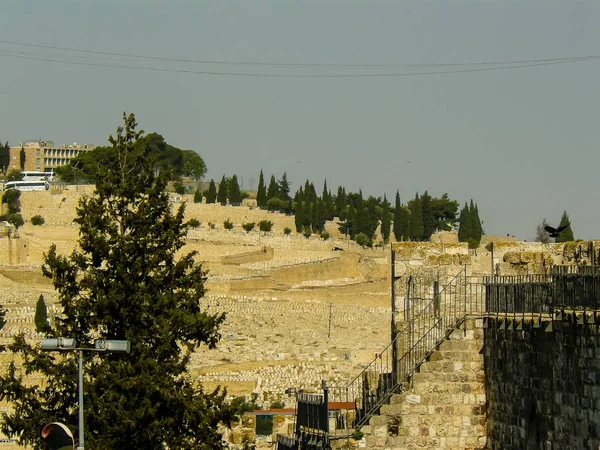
left=1, top=1, right=599, bottom=241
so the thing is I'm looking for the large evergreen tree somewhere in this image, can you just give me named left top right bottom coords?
left=393, top=191, right=402, bottom=242
left=217, top=175, right=228, bottom=205
left=334, top=186, right=346, bottom=216
left=421, top=191, right=436, bottom=241
left=555, top=210, right=575, bottom=242
left=470, top=200, right=483, bottom=245
left=408, top=193, right=424, bottom=241
left=228, top=174, right=243, bottom=204
left=0, top=113, right=232, bottom=449
left=294, top=201, right=304, bottom=232
left=256, top=170, right=267, bottom=208
left=381, top=194, right=391, bottom=244
left=34, top=294, right=49, bottom=333
left=266, top=175, right=278, bottom=201
left=205, top=179, right=217, bottom=203
left=277, top=172, right=291, bottom=202
left=457, top=202, right=472, bottom=244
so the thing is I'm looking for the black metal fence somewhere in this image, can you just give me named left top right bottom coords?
left=281, top=265, right=600, bottom=444
left=277, top=382, right=331, bottom=450
left=276, top=434, right=298, bottom=450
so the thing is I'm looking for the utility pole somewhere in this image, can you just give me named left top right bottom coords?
left=328, top=303, right=333, bottom=338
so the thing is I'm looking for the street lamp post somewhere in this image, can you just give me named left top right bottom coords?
left=41, top=338, right=131, bottom=450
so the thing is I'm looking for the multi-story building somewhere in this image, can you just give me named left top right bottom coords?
left=8, top=140, right=95, bottom=173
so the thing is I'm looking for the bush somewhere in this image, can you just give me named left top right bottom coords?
left=355, top=232, right=372, bottom=248
left=223, top=219, right=234, bottom=230
left=242, top=222, right=255, bottom=233
left=31, top=215, right=45, bottom=226
left=187, top=218, right=201, bottom=228
left=320, top=231, right=330, bottom=241
left=6, top=170, right=23, bottom=182
left=230, top=393, right=260, bottom=417
left=259, top=220, right=273, bottom=234
left=283, top=227, right=292, bottom=236
left=2, top=189, right=20, bottom=205
left=2, top=213, right=24, bottom=229
left=208, top=222, right=216, bottom=229
left=303, top=227, right=312, bottom=239
left=270, top=400, right=285, bottom=409
left=193, top=189, right=203, bottom=204
left=266, top=197, right=290, bottom=213
left=173, top=181, right=186, bottom=195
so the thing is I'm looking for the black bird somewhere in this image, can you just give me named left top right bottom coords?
left=544, top=223, right=570, bottom=238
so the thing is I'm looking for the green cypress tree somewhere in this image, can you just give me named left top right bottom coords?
left=335, top=186, right=346, bottom=216
left=393, top=191, right=402, bottom=242
left=400, top=205, right=411, bottom=241
left=457, top=202, right=472, bottom=243
left=470, top=201, right=483, bottom=245
left=256, top=170, right=267, bottom=208
left=34, top=294, right=49, bottom=333
left=19, top=145, right=25, bottom=171
left=421, top=191, right=436, bottom=241
left=381, top=194, right=391, bottom=244
left=193, top=188, right=203, bottom=203
left=277, top=172, right=291, bottom=202
left=217, top=175, right=228, bottom=205
left=266, top=175, right=278, bottom=201
left=347, top=201, right=356, bottom=239
left=408, top=193, right=424, bottom=241
left=311, top=200, right=320, bottom=233
left=0, top=113, right=232, bottom=449
left=555, top=210, right=575, bottom=242
left=228, top=175, right=243, bottom=204
left=205, top=179, right=217, bottom=203
left=294, top=201, right=304, bottom=232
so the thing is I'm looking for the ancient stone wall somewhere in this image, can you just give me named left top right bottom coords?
left=484, top=314, right=600, bottom=449
left=362, top=318, right=486, bottom=449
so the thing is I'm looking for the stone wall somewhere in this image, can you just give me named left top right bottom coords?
left=484, top=314, right=600, bottom=449
left=362, top=318, right=486, bottom=449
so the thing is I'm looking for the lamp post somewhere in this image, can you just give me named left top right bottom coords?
left=41, top=338, right=131, bottom=450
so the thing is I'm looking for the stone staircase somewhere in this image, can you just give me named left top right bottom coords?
left=360, top=318, right=486, bottom=450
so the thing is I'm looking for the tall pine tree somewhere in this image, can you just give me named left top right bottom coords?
left=393, top=191, right=402, bottom=242
left=217, top=175, right=228, bottom=205
left=421, top=191, right=436, bottom=241
left=555, top=210, right=575, bottom=242
left=266, top=175, right=278, bottom=201
left=205, top=179, right=217, bottom=203
left=457, top=202, right=472, bottom=243
left=0, top=113, right=232, bottom=449
left=408, top=193, right=424, bottom=241
left=256, top=170, right=267, bottom=208
left=381, top=194, right=391, bottom=243
left=228, top=174, right=243, bottom=204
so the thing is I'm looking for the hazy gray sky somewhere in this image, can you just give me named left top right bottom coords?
left=1, top=1, right=599, bottom=241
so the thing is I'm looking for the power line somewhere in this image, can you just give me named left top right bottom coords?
left=0, top=50, right=598, bottom=78
left=1, top=38, right=599, bottom=69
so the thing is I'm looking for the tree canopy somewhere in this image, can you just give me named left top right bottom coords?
left=0, top=113, right=232, bottom=449
left=56, top=133, right=206, bottom=184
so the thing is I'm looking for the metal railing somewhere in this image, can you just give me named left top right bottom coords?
left=298, top=265, right=600, bottom=441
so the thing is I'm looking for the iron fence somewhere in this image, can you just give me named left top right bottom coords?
left=290, top=265, right=600, bottom=442
left=276, top=434, right=298, bottom=450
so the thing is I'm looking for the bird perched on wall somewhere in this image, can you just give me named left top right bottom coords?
left=544, top=222, right=570, bottom=238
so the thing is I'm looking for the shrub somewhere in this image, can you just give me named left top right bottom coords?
left=266, top=197, right=290, bottom=213
left=283, top=227, right=292, bottom=236
left=320, top=231, right=330, bottom=241
left=223, top=219, right=234, bottom=230
left=270, top=400, right=285, bottom=409
left=173, top=181, right=186, bottom=195
left=208, top=222, right=216, bottom=229
left=303, top=227, right=312, bottom=239
left=259, top=220, right=273, bottom=234
left=355, top=232, right=372, bottom=248
left=4, top=213, right=24, bottom=229
left=31, top=215, right=45, bottom=226
left=193, top=189, right=203, bottom=204
left=242, top=222, right=255, bottom=233
left=2, top=189, right=20, bottom=205
left=187, top=218, right=201, bottom=228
